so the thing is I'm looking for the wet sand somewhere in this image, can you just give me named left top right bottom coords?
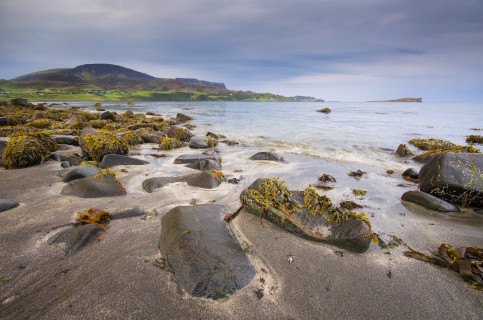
left=1, top=143, right=483, bottom=319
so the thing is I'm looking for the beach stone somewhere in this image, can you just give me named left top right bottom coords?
left=49, top=224, right=103, bottom=258
left=61, top=165, right=99, bottom=182
left=249, top=152, right=285, bottom=162
left=220, top=139, right=238, bottom=146
left=141, top=133, right=164, bottom=144
left=10, top=98, right=29, bottom=106
left=240, top=179, right=373, bottom=253
left=142, top=171, right=223, bottom=193
left=401, top=190, right=459, bottom=212
left=402, top=168, right=419, bottom=179
left=0, top=199, right=20, bottom=212
left=100, top=111, right=116, bottom=121
left=61, top=173, right=126, bottom=198
left=0, top=117, right=7, bottom=126
left=186, top=159, right=222, bottom=171
left=176, top=113, right=193, bottom=123
left=61, top=161, right=70, bottom=168
left=159, top=205, right=255, bottom=300
left=65, top=155, right=84, bottom=166
left=174, top=153, right=222, bottom=165
left=206, top=132, right=220, bottom=140
left=189, top=136, right=211, bottom=149
left=396, top=144, right=414, bottom=157
left=100, top=154, right=149, bottom=168
left=419, top=152, right=483, bottom=207
left=53, top=135, right=78, bottom=145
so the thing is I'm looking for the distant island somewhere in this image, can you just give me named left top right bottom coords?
left=0, top=63, right=324, bottom=102
left=368, top=97, right=422, bottom=102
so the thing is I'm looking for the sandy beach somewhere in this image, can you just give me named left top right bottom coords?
left=1, top=137, right=482, bottom=320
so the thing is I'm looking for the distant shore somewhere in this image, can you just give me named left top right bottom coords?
left=368, top=97, right=422, bottom=102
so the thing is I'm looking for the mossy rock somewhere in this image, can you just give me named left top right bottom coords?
left=80, top=129, right=129, bottom=161
left=4, top=132, right=58, bottom=169
left=240, top=178, right=373, bottom=253
left=28, top=118, right=53, bottom=129
left=161, top=137, right=184, bottom=150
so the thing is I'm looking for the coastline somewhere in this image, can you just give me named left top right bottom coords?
left=1, top=102, right=482, bottom=319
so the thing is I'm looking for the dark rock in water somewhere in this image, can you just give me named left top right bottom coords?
left=220, top=139, right=238, bottom=146
left=189, top=136, right=211, bottom=149
left=419, top=152, right=483, bottom=207
left=396, top=144, right=414, bottom=157
left=159, top=205, right=255, bottom=300
left=141, top=133, right=164, bottom=144
left=100, top=154, right=149, bottom=168
left=100, top=111, right=116, bottom=121
left=249, top=152, right=285, bottom=162
left=65, top=155, right=84, bottom=167
left=0, top=199, right=20, bottom=212
left=53, top=135, right=78, bottom=145
left=61, top=165, right=99, bottom=182
left=401, top=190, right=459, bottom=212
left=176, top=113, right=194, bottom=123
left=206, top=132, right=220, bottom=140
left=174, top=153, right=221, bottom=165
left=240, top=179, right=373, bottom=253
left=402, top=168, right=419, bottom=179
left=143, top=171, right=223, bottom=193
left=317, top=107, right=331, bottom=113
left=61, top=173, right=126, bottom=198
left=0, top=117, right=7, bottom=126
left=186, top=159, right=221, bottom=171
left=10, top=98, right=29, bottom=106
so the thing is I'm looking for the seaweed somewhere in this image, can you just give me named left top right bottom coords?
left=207, top=136, right=218, bottom=147
left=82, top=131, right=129, bottom=161
left=466, top=135, right=483, bottom=144
left=4, top=131, right=58, bottom=169
left=161, top=137, right=184, bottom=150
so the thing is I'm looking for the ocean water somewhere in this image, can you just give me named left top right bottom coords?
left=58, top=100, right=483, bottom=250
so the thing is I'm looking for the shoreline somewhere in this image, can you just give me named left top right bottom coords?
left=1, top=102, right=482, bottom=319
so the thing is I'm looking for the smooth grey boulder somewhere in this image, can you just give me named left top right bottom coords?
left=402, top=168, right=419, bottom=179
left=65, top=155, right=84, bottom=166
left=189, top=136, right=212, bottom=149
left=53, top=135, right=78, bottom=145
left=142, top=171, right=223, bottom=193
left=0, top=199, right=20, bottom=212
left=173, top=153, right=221, bottom=165
left=186, top=159, right=221, bottom=171
left=141, top=133, right=164, bottom=144
left=159, top=205, right=255, bottom=300
left=249, top=152, right=285, bottom=162
left=61, top=174, right=126, bottom=198
left=61, top=165, right=99, bottom=183
left=206, top=132, right=220, bottom=140
left=401, top=190, right=459, bottom=212
left=419, top=152, right=483, bottom=207
left=100, top=154, right=149, bottom=168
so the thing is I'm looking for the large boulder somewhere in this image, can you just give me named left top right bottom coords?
left=159, top=205, right=255, bottom=300
left=0, top=199, right=20, bottom=212
left=61, top=172, right=126, bottom=198
left=142, top=170, right=224, bottom=193
left=100, top=154, right=149, bottom=168
left=401, top=190, right=459, bottom=212
left=419, top=152, right=483, bottom=207
left=240, top=179, right=373, bottom=253
left=249, top=152, right=285, bottom=162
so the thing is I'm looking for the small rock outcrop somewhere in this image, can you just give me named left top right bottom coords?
left=100, top=154, right=149, bottom=168
left=159, top=205, right=255, bottom=300
left=61, top=171, right=126, bottom=198
left=249, top=152, right=285, bottom=162
left=173, top=154, right=222, bottom=165
left=396, top=144, right=414, bottom=157
left=401, top=190, right=459, bottom=212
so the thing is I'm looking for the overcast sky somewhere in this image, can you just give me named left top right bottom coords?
left=1, top=0, right=482, bottom=102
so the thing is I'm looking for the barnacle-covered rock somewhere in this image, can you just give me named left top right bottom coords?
left=240, top=178, right=374, bottom=253
left=3, top=132, right=57, bottom=169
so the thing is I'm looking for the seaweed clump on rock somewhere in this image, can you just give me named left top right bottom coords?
left=81, top=130, right=129, bottom=161
left=4, top=131, right=58, bottom=169
left=409, top=138, right=480, bottom=162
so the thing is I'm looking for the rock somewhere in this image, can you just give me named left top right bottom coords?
left=100, top=154, right=149, bottom=168
left=0, top=199, right=20, bottom=212
left=79, top=127, right=129, bottom=161
left=10, top=98, right=29, bottom=106
left=396, top=144, right=414, bottom=157
left=61, top=165, right=99, bottom=182
left=220, top=139, right=238, bottom=146
left=240, top=179, right=373, bottom=253
left=174, top=153, right=222, bottom=165
left=49, top=224, right=103, bottom=258
left=159, top=205, right=255, bottom=300
left=52, top=135, right=78, bottom=145
left=61, top=161, right=70, bottom=168
left=65, top=155, right=84, bottom=166
left=249, top=152, right=285, bottom=162
left=79, top=127, right=100, bottom=154
left=402, top=168, right=419, bottom=179
left=189, top=136, right=210, bottom=149
left=419, top=152, right=483, bottom=207
left=0, top=117, right=7, bottom=126
left=0, top=137, right=9, bottom=155
left=401, top=190, right=459, bottom=212
left=99, top=111, right=116, bottom=121
left=176, top=113, right=194, bottom=123
left=186, top=159, right=222, bottom=171
left=141, top=133, right=164, bottom=144
left=31, top=111, right=45, bottom=121
left=61, top=173, right=126, bottom=198
left=317, top=107, right=331, bottom=113
left=143, top=171, right=223, bottom=193
left=3, top=132, right=57, bottom=169
left=206, top=132, right=220, bottom=140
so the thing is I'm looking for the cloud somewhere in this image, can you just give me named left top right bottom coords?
left=0, top=0, right=482, bottom=101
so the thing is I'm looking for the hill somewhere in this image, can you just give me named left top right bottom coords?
left=368, top=97, right=422, bottom=102
left=0, top=63, right=322, bottom=102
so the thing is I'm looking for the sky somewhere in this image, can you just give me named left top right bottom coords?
left=1, top=0, right=483, bottom=102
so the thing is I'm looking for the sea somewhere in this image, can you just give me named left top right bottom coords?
left=53, top=101, right=483, bottom=247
